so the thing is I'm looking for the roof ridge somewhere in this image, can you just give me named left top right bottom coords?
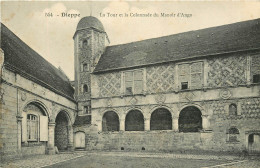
left=1, top=23, right=70, bottom=82
left=107, top=18, right=260, bottom=48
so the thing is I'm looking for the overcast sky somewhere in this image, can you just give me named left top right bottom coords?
left=1, top=1, right=260, bottom=80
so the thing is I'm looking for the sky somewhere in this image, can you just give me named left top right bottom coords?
left=1, top=0, right=260, bottom=80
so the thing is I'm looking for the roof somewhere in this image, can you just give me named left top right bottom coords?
left=73, top=115, right=91, bottom=126
left=76, top=16, right=105, bottom=32
left=1, top=23, right=75, bottom=101
left=94, top=18, right=260, bottom=73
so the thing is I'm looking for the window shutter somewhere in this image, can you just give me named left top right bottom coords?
left=22, top=112, right=27, bottom=142
left=40, top=116, right=48, bottom=141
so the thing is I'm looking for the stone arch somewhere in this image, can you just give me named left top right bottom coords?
left=54, top=110, right=73, bottom=151
left=52, top=108, right=74, bottom=125
left=177, top=103, right=206, bottom=117
left=22, top=99, right=50, bottom=119
left=100, top=109, right=121, bottom=121
left=149, top=105, right=175, bottom=118
left=125, top=109, right=144, bottom=131
left=102, top=111, right=120, bottom=132
left=178, top=106, right=202, bottom=132
left=150, top=108, right=172, bottom=130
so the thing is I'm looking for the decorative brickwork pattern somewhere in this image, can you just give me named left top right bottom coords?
left=208, top=56, right=247, bottom=87
left=251, top=55, right=260, bottom=78
left=241, top=98, right=260, bottom=118
left=146, top=64, right=175, bottom=93
left=209, top=100, right=226, bottom=116
left=98, top=72, right=121, bottom=97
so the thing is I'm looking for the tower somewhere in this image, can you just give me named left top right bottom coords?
left=73, top=16, right=109, bottom=115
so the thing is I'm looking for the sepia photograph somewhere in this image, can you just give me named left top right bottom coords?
left=0, top=0, right=260, bottom=167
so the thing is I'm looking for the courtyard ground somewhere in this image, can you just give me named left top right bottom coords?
left=0, top=151, right=259, bottom=168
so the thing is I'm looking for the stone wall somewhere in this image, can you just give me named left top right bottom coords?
left=0, top=68, right=77, bottom=161
left=0, top=83, right=19, bottom=161
left=83, top=129, right=248, bottom=154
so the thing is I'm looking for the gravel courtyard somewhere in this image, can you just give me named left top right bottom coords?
left=1, top=152, right=259, bottom=168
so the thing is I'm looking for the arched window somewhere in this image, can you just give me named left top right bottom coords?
left=82, top=39, right=88, bottom=48
left=178, top=106, right=202, bottom=132
left=150, top=108, right=172, bottom=130
left=83, top=84, right=88, bottom=93
left=125, top=110, right=144, bottom=131
left=227, top=127, right=239, bottom=142
left=229, top=104, right=237, bottom=115
left=22, top=102, right=48, bottom=143
left=102, top=111, right=119, bottom=132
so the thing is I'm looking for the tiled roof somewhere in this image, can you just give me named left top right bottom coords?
left=73, top=115, right=91, bottom=126
left=1, top=23, right=75, bottom=101
left=94, top=18, right=260, bottom=73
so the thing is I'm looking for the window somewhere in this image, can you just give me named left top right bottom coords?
left=82, top=63, right=89, bottom=72
left=251, top=55, right=260, bottom=84
left=178, top=62, right=203, bottom=90
left=125, top=70, right=143, bottom=95
left=83, top=84, right=88, bottom=93
left=27, top=114, right=38, bottom=141
left=229, top=104, right=237, bottom=115
left=227, top=127, right=239, bottom=142
left=253, top=74, right=260, bottom=83
left=181, top=82, right=188, bottom=90
left=82, top=39, right=88, bottom=48
left=83, top=106, right=91, bottom=114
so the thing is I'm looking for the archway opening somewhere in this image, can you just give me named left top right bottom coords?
left=55, top=111, right=69, bottom=151
left=150, top=108, right=172, bottom=130
left=125, top=110, right=144, bottom=131
left=178, top=106, right=202, bottom=132
left=102, top=111, right=119, bottom=132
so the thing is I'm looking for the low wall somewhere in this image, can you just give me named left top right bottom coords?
left=84, top=130, right=245, bottom=154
